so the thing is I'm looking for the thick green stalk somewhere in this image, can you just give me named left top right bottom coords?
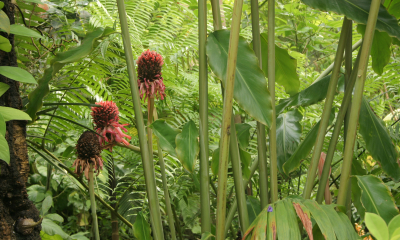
left=147, top=97, right=155, bottom=157
left=251, top=0, right=268, bottom=208
left=302, top=18, right=351, bottom=199
left=115, top=0, right=164, bottom=238
left=154, top=110, right=176, bottom=240
left=89, top=164, right=100, bottom=240
left=344, top=20, right=353, bottom=219
left=225, top=157, right=259, bottom=236
left=215, top=0, right=244, bottom=237
left=268, top=0, right=278, bottom=203
left=210, top=0, right=222, bottom=30
left=316, top=44, right=361, bottom=204
left=229, top=121, right=249, bottom=233
left=337, top=0, right=381, bottom=207
left=198, top=0, right=211, bottom=233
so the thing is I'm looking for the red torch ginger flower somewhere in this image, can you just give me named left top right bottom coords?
left=73, top=131, right=104, bottom=180
left=137, top=50, right=166, bottom=100
left=91, top=101, right=131, bottom=149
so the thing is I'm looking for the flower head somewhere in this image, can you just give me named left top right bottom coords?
left=73, top=131, right=104, bottom=180
left=267, top=206, right=273, bottom=212
left=137, top=50, right=165, bottom=100
left=91, top=101, right=131, bottom=149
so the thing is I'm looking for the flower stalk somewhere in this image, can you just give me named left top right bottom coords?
left=337, top=0, right=381, bottom=208
left=89, top=164, right=100, bottom=240
left=115, top=0, right=164, bottom=238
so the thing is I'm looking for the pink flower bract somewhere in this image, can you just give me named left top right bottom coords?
left=137, top=50, right=166, bottom=100
left=91, top=101, right=131, bottom=149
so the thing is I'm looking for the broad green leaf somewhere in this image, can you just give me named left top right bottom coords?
left=41, top=219, right=70, bottom=239
left=351, top=177, right=365, bottom=219
left=150, top=119, right=179, bottom=157
left=175, top=120, right=199, bottom=172
left=0, top=2, right=4, bottom=9
left=0, top=66, right=36, bottom=84
left=236, top=123, right=251, bottom=150
left=359, top=97, right=400, bottom=181
left=239, top=148, right=251, bottom=180
left=276, top=201, right=291, bottom=240
left=40, top=232, right=63, bottom=240
left=247, top=196, right=261, bottom=224
left=0, top=35, right=11, bottom=52
left=27, top=185, right=46, bottom=202
left=365, top=212, right=389, bottom=240
left=201, top=232, right=214, bottom=240
left=355, top=175, right=399, bottom=224
left=0, top=107, right=31, bottom=121
left=133, top=212, right=151, bottom=240
left=358, top=25, right=392, bottom=75
left=45, top=213, right=63, bottom=223
left=388, top=0, right=400, bottom=18
left=266, top=205, right=276, bottom=240
left=206, top=30, right=272, bottom=127
left=276, top=75, right=341, bottom=115
left=42, top=195, right=53, bottom=215
left=276, top=109, right=302, bottom=173
left=251, top=206, right=268, bottom=239
left=9, top=24, right=43, bottom=38
left=303, top=200, right=336, bottom=240
left=320, top=206, right=359, bottom=240
left=301, top=0, right=400, bottom=40
left=260, top=33, right=299, bottom=95
left=282, top=199, right=301, bottom=240
left=388, top=214, right=400, bottom=240
left=0, top=82, right=9, bottom=97
left=283, top=120, right=319, bottom=175
left=0, top=132, right=10, bottom=163
left=0, top=10, right=9, bottom=34
left=351, top=157, right=367, bottom=176
left=0, top=114, right=5, bottom=136
left=26, top=27, right=114, bottom=121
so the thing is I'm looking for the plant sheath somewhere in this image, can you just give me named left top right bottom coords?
left=115, top=0, right=164, bottom=238
left=215, top=0, right=244, bottom=238
left=303, top=18, right=351, bottom=199
left=89, top=164, right=100, bottom=240
left=337, top=0, right=381, bottom=208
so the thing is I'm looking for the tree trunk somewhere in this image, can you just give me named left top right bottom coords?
left=0, top=0, right=41, bottom=239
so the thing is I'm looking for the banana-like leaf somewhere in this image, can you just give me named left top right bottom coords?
left=247, top=196, right=261, bottom=225
left=26, top=27, right=115, bottom=121
left=133, top=212, right=151, bottom=240
left=358, top=25, right=392, bottom=75
left=175, top=120, right=199, bottom=172
left=243, top=198, right=359, bottom=240
left=206, top=30, right=272, bottom=127
left=353, top=175, right=399, bottom=224
left=201, top=232, right=214, bottom=240
left=236, top=123, right=251, bottom=150
left=301, top=0, right=400, bottom=40
left=276, top=75, right=343, bottom=115
left=260, top=33, right=300, bottom=95
left=0, top=82, right=9, bottom=97
left=359, top=97, right=400, bottom=181
left=150, top=119, right=180, bottom=157
left=276, top=109, right=302, bottom=174
left=365, top=212, right=389, bottom=240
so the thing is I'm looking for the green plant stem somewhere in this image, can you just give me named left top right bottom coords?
left=45, top=163, right=52, bottom=191
left=215, top=0, right=244, bottom=237
left=27, top=143, right=134, bottom=227
left=89, top=164, right=100, bottom=240
left=303, top=18, right=351, bottom=200
left=154, top=110, right=176, bottom=240
left=229, top=121, right=249, bottom=233
left=251, top=0, right=268, bottom=208
left=115, top=0, right=164, bottom=238
left=337, top=0, right=381, bottom=208
left=198, top=0, right=211, bottom=233
left=225, top=157, right=259, bottom=236
left=116, top=142, right=158, bottom=156
left=268, top=0, right=278, bottom=203
left=315, top=42, right=361, bottom=204
left=314, top=39, right=362, bottom=83
left=210, top=0, right=222, bottom=30
left=148, top=97, right=154, bottom=156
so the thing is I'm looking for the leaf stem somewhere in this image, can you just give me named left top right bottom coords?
left=89, top=164, right=100, bottom=240
left=115, top=0, right=164, bottom=237
left=251, top=0, right=269, bottom=208
left=337, top=0, right=381, bottom=208
left=215, top=0, right=244, bottom=237
left=198, top=0, right=211, bottom=233
left=303, top=17, right=351, bottom=199
left=268, top=0, right=278, bottom=203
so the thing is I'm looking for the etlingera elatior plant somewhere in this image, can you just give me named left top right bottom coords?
left=91, top=101, right=132, bottom=149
